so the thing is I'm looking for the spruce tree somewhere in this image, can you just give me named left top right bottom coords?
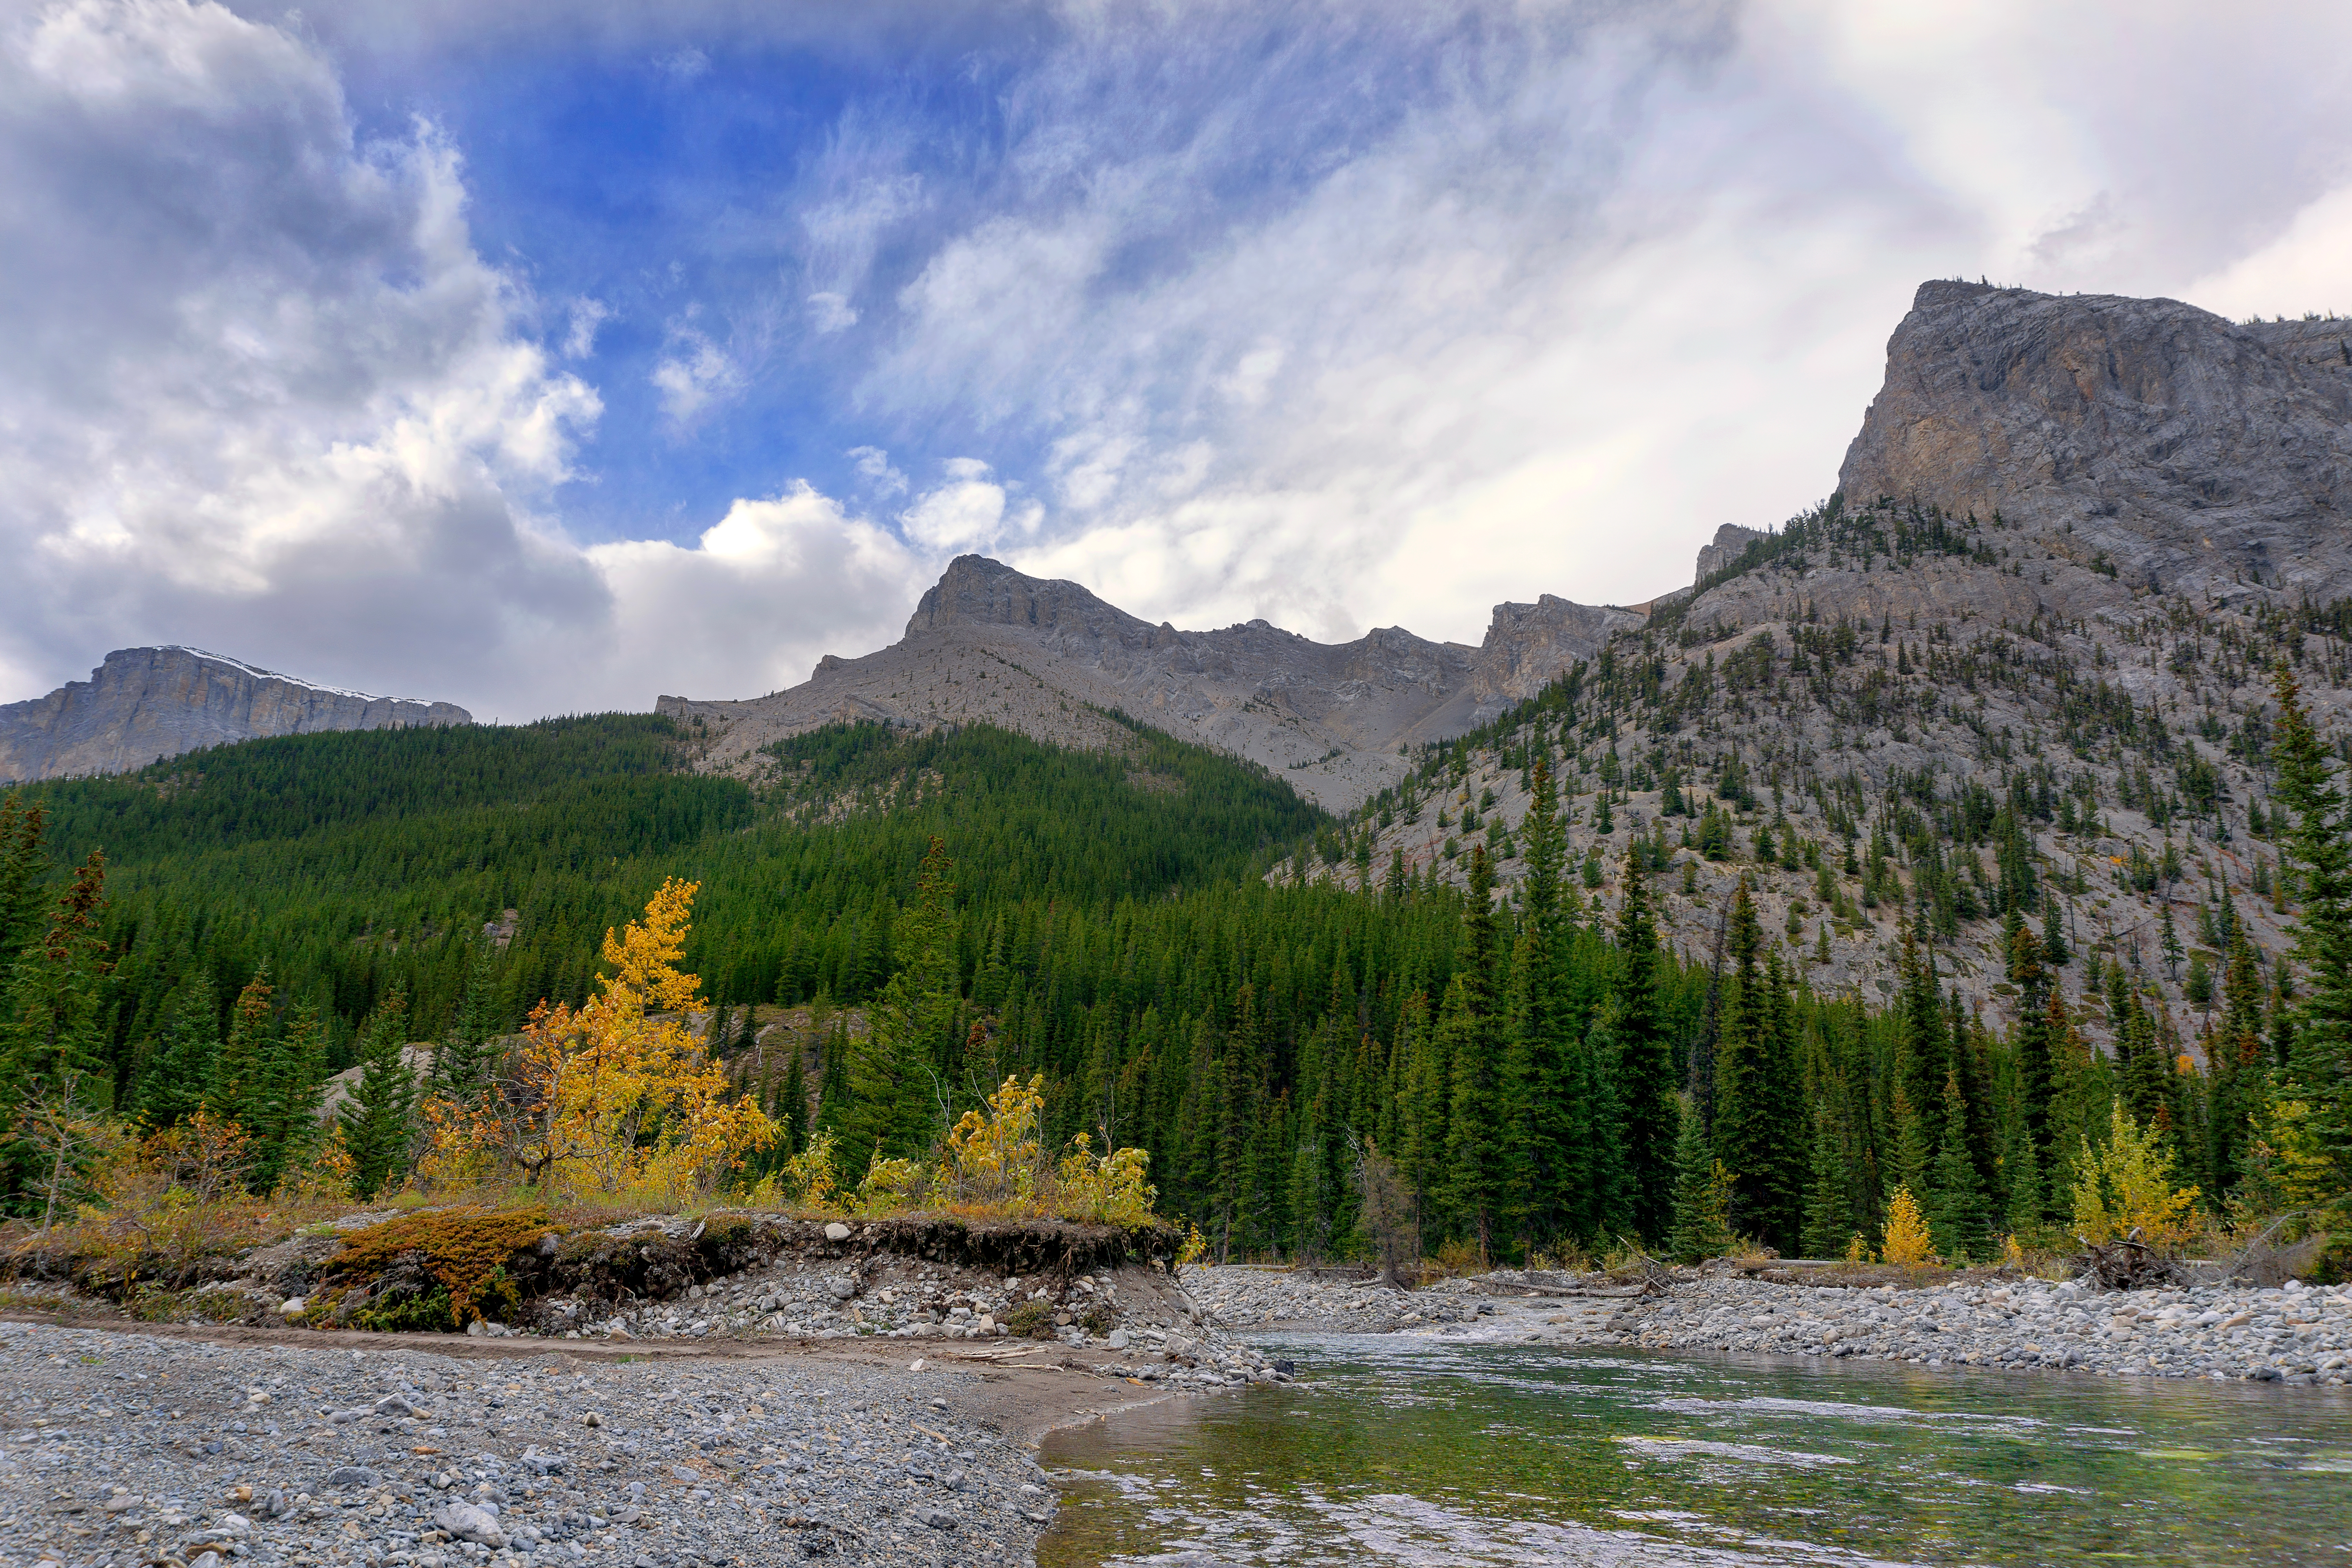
left=0, top=851, right=114, bottom=1136
left=1711, top=876, right=1781, bottom=1243
left=778, top=1039, right=809, bottom=1157
left=1611, top=851, right=1679, bottom=1242
left=1799, top=1100, right=1850, bottom=1258
left=845, top=837, right=960, bottom=1160
left=2271, top=663, right=2352, bottom=1199
left=207, top=969, right=274, bottom=1126
left=1928, top=1070, right=1991, bottom=1262
left=1668, top=1098, right=1728, bottom=1263
left=247, top=1001, right=327, bottom=1193
left=0, top=797, right=51, bottom=965
left=340, top=989, right=419, bottom=1199
left=429, top=938, right=500, bottom=1109
left=138, top=972, right=220, bottom=1128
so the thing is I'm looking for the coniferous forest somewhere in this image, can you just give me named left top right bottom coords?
left=2, top=650, right=2348, bottom=1267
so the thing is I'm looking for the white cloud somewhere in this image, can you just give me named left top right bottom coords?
left=650, top=313, right=744, bottom=424
left=585, top=485, right=922, bottom=701
left=899, top=459, right=1042, bottom=555
left=563, top=296, right=612, bottom=359
left=0, top=0, right=909, bottom=719
left=848, top=445, right=908, bottom=497
left=804, top=290, right=858, bottom=333
left=2186, top=182, right=2352, bottom=321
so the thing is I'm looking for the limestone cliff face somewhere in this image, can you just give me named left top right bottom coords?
left=1694, top=524, right=1768, bottom=584
left=1838, top=280, right=2352, bottom=597
left=1468, top=595, right=1644, bottom=715
left=0, top=648, right=472, bottom=782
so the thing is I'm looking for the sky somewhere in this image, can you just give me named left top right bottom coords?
left=5, top=0, right=2352, bottom=720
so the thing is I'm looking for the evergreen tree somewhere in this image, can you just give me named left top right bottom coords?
left=1444, top=847, right=1506, bottom=1255
left=2271, top=663, right=2352, bottom=1198
left=1612, top=851, right=1679, bottom=1242
left=246, top=1000, right=328, bottom=1193
left=1668, top=1098, right=1728, bottom=1262
left=2042, top=895, right=2070, bottom=965
left=207, top=969, right=275, bottom=1126
left=428, top=938, right=501, bottom=1109
left=0, top=798, right=50, bottom=964
left=1928, top=1070, right=1991, bottom=1261
left=777, top=1038, right=809, bottom=1156
left=1799, top=1099, right=1850, bottom=1258
left=845, top=837, right=961, bottom=1160
left=137, top=971, right=220, bottom=1128
left=0, top=851, right=114, bottom=1142
left=340, top=989, right=419, bottom=1199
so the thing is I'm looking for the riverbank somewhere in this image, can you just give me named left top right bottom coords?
left=1176, top=1263, right=2352, bottom=1386
left=0, top=1311, right=1216, bottom=1568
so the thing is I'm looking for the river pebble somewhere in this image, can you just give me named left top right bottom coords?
left=0, top=1322, right=1059, bottom=1567
left=1607, top=1275, right=2352, bottom=1385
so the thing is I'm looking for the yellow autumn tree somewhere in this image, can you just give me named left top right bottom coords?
left=942, top=1073, right=1047, bottom=1211
left=2071, top=1103, right=2201, bottom=1249
left=1880, top=1185, right=1937, bottom=1266
left=508, top=879, right=777, bottom=1200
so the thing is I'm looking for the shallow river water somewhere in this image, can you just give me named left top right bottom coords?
left=1039, top=1333, right=2352, bottom=1566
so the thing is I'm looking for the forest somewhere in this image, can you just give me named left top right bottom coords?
left=1, top=659, right=2347, bottom=1267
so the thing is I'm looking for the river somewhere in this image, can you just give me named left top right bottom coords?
left=1038, top=1332, right=2352, bottom=1566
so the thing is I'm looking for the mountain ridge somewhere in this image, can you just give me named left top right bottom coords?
left=0, top=646, right=473, bottom=784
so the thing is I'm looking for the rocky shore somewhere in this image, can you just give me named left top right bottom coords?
left=0, top=1313, right=1219, bottom=1568
left=1175, top=1264, right=2352, bottom=1387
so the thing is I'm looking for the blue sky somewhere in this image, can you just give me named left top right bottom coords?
left=5, top=0, right=2352, bottom=719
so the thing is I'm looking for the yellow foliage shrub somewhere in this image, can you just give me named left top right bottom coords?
left=857, top=1149, right=927, bottom=1214
left=1880, top=1185, right=1938, bottom=1267
left=1052, top=1133, right=1156, bottom=1227
left=2071, top=1104, right=2201, bottom=1248
left=944, top=1074, right=1047, bottom=1211
left=783, top=1129, right=842, bottom=1208
left=329, top=1206, right=556, bottom=1326
left=1844, top=1232, right=1872, bottom=1265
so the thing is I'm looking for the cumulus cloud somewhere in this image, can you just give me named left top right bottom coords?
left=899, top=460, right=1041, bottom=555
left=0, top=0, right=911, bottom=717
left=17, top=0, right=2352, bottom=724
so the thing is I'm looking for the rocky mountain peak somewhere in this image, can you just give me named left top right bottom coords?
left=0, top=647, right=472, bottom=783
left=1839, top=280, right=2352, bottom=599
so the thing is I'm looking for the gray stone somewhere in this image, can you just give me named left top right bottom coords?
left=432, top=1501, right=507, bottom=1548
left=823, top=1222, right=852, bottom=1242
left=323, top=1465, right=382, bottom=1489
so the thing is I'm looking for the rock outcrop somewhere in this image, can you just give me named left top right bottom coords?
left=0, top=648, right=472, bottom=783
left=1839, top=280, right=2352, bottom=598
left=663, top=556, right=1640, bottom=811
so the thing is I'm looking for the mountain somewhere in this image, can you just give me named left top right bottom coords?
left=0, top=647, right=473, bottom=783
left=1838, top=279, right=2352, bottom=598
left=1290, top=280, right=2352, bottom=1039
left=660, top=555, right=1643, bottom=811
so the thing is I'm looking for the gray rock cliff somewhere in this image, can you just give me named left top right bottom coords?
left=1838, top=280, right=2352, bottom=598
left=0, top=648, right=472, bottom=783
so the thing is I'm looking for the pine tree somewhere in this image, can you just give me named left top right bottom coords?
left=845, top=837, right=961, bottom=1160
left=0, top=851, right=114, bottom=1137
left=0, top=797, right=51, bottom=964
left=2042, top=895, right=2070, bottom=965
left=246, top=1001, right=328, bottom=1193
left=1612, top=851, right=1679, bottom=1242
left=1668, top=1098, right=1729, bottom=1262
left=2271, top=662, right=2352, bottom=1198
left=340, top=989, right=419, bottom=1199
left=1799, top=1099, right=1849, bottom=1258
left=1444, top=848, right=1506, bottom=1256
left=137, top=972, right=220, bottom=1128
left=207, top=969, right=274, bottom=1126
left=2160, top=904, right=2183, bottom=979
left=1928, top=1070, right=1991, bottom=1262
left=777, top=1040, right=810, bottom=1157
left=428, top=938, right=501, bottom=1109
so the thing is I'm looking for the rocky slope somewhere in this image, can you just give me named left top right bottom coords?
left=660, top=556, right=1641, bottom=812
left=1838, top=280, right=2352, bottom=599
left=1287, top=282, right=2352, bottom=1046
left=0, top=647, right=472, bottom=783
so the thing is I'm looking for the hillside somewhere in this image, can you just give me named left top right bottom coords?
left=1284, top=282, right=2352, bottom=1060
left=12, top=710, right=1323, bottom=1075
left=0, top=646, right=472, bottom=782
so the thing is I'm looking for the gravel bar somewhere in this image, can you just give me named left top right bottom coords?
left=0, top=1322, right=1099, bottom=1568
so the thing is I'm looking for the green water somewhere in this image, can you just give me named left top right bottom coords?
left=1039, top=1335, right=2352, bottom=1566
